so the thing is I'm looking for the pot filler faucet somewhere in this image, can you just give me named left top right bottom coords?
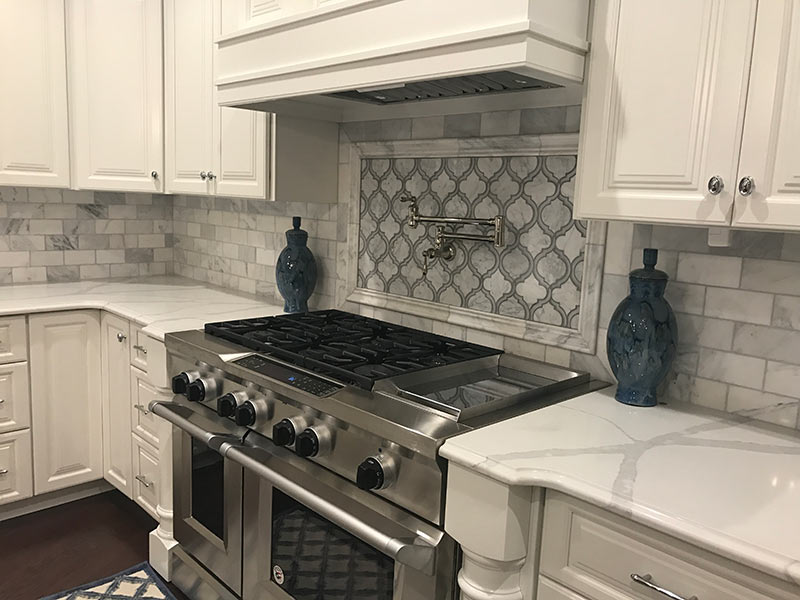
left=400, top=195, right=505, bottom=277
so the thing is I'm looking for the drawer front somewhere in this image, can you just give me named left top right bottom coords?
left=130, top=366, right=159, bottom=447
left=131, top=433, right=159, bottom=520
left=0, top=428, right=33, bottom=505
left=131, top=325, right=148, bottom=372
left=0, top=362, right=30, bottom=433
left=538, top=577, right=591, bottom=600
left=541, top=492, right=784, bottom=600
left=0, top=316, right=27, bottom=364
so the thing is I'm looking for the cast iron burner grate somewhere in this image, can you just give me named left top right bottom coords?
left=205, top=309, right=502, bottom=390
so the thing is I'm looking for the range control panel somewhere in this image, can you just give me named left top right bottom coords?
left=234, top=354, right=343, bottom=397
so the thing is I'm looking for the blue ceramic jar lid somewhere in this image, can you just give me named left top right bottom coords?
left=286, top=216, right=308, bottom=242
left=630, top=248, right=668, bottom=280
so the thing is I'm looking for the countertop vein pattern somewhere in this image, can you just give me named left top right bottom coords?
left=0, top=276, right=283, bottom=340
left=440, top=386, right=800, bottom=586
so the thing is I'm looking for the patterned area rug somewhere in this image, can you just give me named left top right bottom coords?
left=40, top=562, right=176, bottom=600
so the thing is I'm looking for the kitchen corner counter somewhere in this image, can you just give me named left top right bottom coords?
left=440, top=386, right=800, bottom=587
left=0, top=276, right=283, bottom=340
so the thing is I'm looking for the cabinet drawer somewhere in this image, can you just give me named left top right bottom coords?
left=0, top=316, right=27, bottom=364
left=131, top=325, right=149, bottom=372
left=130, top=366, right=159, bottom=447
left=0, top=428, right=33, bottom=505
left=131, top=433, right=159, bottom=521
left=541, top=492, right=790, bottom=600
left=0, top=362, right=30, bottom=434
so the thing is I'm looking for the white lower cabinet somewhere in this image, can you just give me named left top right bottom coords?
left=540, top=492, right=793, bottom=600
left=131, top=433, right=159, bottom=520
left=29, top=311, right=102, bottom=495
left=101, top=313, right=133, bottom=496
left=0, top=428, right=33, bottom=505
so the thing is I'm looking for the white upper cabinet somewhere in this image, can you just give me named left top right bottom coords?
left=67, top=0, right=164, bottom=192
left=574, top=0, right=757, bottom=226
left=733, top=0, right=800, bottom=230
left=165, top=0, right=269, bottom=198
left=0, top=0, right=71, bottom=188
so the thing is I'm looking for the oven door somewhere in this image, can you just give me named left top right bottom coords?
left=227, top=436, right=457, bottom=600
left=151, top=400, right=247, bottom=596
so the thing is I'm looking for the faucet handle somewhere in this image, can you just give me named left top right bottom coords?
left=400, top=195, right=420, bottom=228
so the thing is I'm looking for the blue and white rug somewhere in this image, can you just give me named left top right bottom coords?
left=40, top=562, right=176, bottom=600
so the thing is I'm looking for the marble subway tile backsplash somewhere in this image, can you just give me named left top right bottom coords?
left=0, top=187, right=173, bottom=283
left=619, top=224, right=800, bottom=430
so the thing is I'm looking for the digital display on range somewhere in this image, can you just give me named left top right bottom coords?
left=234, top=355, right=342, bottom=397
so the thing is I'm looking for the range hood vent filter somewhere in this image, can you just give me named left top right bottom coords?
left=326, top=70, right=560, bottom=105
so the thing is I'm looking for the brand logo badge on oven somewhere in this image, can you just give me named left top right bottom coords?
left=272, top=565, right=285, bottom=585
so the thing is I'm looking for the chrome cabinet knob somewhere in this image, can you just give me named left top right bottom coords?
left=738, top=176, right=755, bottom=196
left=116, top=332, right=127, bottom=343
left=206, top=171, right=216, bottom=180
left=200, top=171, right=207, bottom=180
left=150, top=170, right=159, bottom=179
left=707, top=175, right=724, bottom=195
left=0, top=468, right=8, bottom=475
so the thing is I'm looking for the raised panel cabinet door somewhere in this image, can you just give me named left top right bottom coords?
left=0, top=0, right=70, bottom=188
left=67, top=0, right=164, bottom=192
left=101, top=313, right=132, bottom=497
left=212, top=107, right=270, bottom=199
left=573, top=0, right=757, bottom=225
left=0, top=429, right=33, bottom=505
left=734, top=0, right=800, bottom=230
left=164, top=0, right=214, bottom=195
left=0, top=362, right=31, bottom=434
left=29, top=311, right=102, bottom=495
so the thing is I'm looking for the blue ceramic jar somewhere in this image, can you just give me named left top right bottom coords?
left=276, top=216, right=317, bottom=313
left=607, top=248, right=677, bottom=406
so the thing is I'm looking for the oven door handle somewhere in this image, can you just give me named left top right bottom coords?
left=150, top=400, right=245, bottom=452
left=224, top=443, right=437, bottom=576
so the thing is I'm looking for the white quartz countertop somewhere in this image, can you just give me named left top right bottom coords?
left=0, top=276, right=283, bottom=340
left=440, top=386, right=800, bottom=585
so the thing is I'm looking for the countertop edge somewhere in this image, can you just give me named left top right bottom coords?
left=440, top=442, right=800, bottom=587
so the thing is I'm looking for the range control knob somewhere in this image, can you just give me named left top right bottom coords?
left=217, top=391, right=247, bottom=418
left=272, top=419, right=297, bottom=447
left=356, top=455, right=397, bottom=491
left=295, top=426, right=332, bottom=458
left=171, top=370, right=200, bottom=395
left=186, top=377, right=220, bottom=402
left=234, top=401, right=257, bottom=427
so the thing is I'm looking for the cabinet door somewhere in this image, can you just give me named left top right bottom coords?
left=573, top=0, right=757, bottom=225
left=734, top=0, right=800, bottom=230
left=0, top=0, right=70, bottom=188
left=67, top=0, right=164, bottom=192
left=101, top=313, right=132, bottom=497
left=164, top=0, right=214, bottom=195
left=212, top=107, right=270, bottom=198
left=29, top=311, right=102, bottom=494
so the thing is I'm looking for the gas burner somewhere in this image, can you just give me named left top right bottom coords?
left=205, top=309, right=502, bottom=390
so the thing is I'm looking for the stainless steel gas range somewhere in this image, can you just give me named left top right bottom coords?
left=151, top=310, right=602, bottom=600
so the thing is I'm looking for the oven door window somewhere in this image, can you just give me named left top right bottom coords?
left=190, top=437, right=225, bottom=540
left=270, top=489, right=394, bottom=599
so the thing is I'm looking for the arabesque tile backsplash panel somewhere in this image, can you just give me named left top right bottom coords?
left=357, top=155, right=585, bottom=328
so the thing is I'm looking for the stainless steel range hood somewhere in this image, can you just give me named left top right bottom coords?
left=214, top=0, right=590, bottom=122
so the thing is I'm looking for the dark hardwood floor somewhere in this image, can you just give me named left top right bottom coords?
left=0, top=491, right=188, bottom=600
